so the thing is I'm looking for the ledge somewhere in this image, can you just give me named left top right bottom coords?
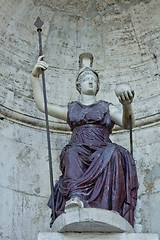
left=38, top=232, right=159, bottom=240
left=1, top=104, right=160, bottom=133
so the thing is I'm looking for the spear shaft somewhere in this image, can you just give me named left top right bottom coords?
left=129, top=115, right=133, bottom=156
left=34, top=17, right=55, bottom=227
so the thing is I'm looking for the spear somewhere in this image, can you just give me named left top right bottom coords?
left=34, top=17, right=55, bottom=227
left=129, top=115, right=133, bottom=156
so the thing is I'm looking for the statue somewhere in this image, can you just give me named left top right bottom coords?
left=31, top=53, right=138, bottom=227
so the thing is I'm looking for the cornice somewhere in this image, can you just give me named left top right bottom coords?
left=1, top=104, right=160, bottom=134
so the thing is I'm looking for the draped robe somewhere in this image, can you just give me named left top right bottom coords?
left=48, top=100, right=138, bottom=227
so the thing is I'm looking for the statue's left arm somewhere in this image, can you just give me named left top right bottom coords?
left=109, top=88, right=135, bottom=130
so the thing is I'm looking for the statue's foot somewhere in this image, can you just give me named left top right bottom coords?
left=65, top=197, right=84, bottom=212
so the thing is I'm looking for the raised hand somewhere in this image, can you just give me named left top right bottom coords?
left=32, top=55, right=48, bottom=77
left=115, top=83, right=134, bottom=105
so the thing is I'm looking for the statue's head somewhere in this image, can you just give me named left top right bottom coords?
left=76, top=67, right=100, bottom=95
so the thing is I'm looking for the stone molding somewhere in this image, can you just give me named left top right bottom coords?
left=1, top=104, right=160, bottom=133
left=38, top=232, right=159, bottom=240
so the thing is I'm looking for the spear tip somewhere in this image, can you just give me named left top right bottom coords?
left=34, top=17, right=44, bottom=29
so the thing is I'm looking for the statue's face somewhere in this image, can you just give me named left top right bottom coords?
left=80, top=72, right=98, bottom=96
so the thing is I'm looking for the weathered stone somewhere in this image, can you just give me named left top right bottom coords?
left=52, top=208, right=134, bottom=233
left=38, top=232, right=159, bottom=240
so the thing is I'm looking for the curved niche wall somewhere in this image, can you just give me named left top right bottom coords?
left=0, top=0, right=160, bottom=239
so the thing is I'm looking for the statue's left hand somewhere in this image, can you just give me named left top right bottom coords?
left=115, top=83, right=134, bottom=105
left=117, top=90, right=134, bottom=105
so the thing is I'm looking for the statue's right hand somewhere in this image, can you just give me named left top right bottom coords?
left=32, top=55, right=48, bottom=77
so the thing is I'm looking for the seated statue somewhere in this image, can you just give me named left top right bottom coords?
left=31, top=54, right=138, bottom=227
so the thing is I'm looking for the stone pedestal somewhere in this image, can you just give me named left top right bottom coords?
left=38, top=232, right=159, bottom=240
left=38, top=209, right=159, bottom=240
left=52, top=208, right=134, bottom=233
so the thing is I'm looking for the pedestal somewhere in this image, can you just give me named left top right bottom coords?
left=38, top=208, right=159, bottom=240
left=39, top=232, right=159, bottom=240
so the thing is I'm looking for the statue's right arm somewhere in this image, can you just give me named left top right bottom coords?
left=31, top=56, right=68, bottom=122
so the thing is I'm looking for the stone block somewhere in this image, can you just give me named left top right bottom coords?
left=52, top=208, right=134, bottom=233
left=38, top=232, right=159, bottom=240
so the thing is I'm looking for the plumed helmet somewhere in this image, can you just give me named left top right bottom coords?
left=76, top=53, right=100, bottom=94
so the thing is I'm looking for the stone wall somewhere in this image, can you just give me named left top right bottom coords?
left=0, top=0, right=160, bottom=239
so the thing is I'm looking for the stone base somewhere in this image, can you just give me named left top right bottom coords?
left=38, top=232, right=159, bottom=240
left=38, top=209, right=159, bottom=240
left=52, top=208, right=134, bottom=233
